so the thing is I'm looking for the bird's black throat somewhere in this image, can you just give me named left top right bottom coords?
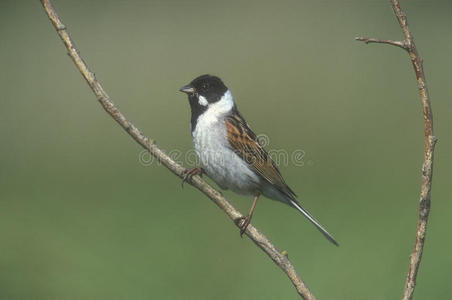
left=188, top=94, right=208, bottom=133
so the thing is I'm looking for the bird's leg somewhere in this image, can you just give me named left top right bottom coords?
left=238, top=193, right=260, bottom=237
left=181, top=167, right=204, bottom=188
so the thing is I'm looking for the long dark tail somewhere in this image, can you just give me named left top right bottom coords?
left=289, top=199, right=339, bottom=246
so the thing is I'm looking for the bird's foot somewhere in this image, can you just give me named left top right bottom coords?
left=237, top=215, right=252, bottom=237
left=181, top=167, right=203, bottom=188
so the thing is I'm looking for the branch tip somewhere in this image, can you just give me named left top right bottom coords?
left=355, top=36, right=408, bottom=50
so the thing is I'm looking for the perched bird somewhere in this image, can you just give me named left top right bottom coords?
left=179, top=74, right=338, bottom=246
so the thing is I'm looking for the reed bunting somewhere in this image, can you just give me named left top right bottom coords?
left=179, top=74, right=338, bottom=246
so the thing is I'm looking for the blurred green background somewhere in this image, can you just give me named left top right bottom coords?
left=1, top=0, right=451, bottom=299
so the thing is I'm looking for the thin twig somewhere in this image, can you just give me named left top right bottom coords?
left=354, top=37, right=407, bottom=50
left=356, top=1, right=437, bottom=300
left=39, top=0, right=316, bottom=299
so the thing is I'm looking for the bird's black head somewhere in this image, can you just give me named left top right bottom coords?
left=179, top=74, right=229, bottom=130
left=180, top=74, right=228, bottom=103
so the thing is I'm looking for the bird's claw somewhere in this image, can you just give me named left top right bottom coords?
left=238, top=215, right=251, bottom=237
left=181, top=167, right=203, bottom=188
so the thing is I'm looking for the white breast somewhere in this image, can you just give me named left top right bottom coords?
left=192, top=90, right=261, bottom=195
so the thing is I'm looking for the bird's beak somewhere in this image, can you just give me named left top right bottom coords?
left=179, top=84, right=195, bottom=94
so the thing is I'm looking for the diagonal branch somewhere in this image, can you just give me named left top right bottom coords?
left=39, top=0, right=316, bottom=299
left=356, top=1, right=437, bottom=300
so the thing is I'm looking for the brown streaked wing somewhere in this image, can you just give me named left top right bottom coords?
left=225, top=111, right=296, bottom=199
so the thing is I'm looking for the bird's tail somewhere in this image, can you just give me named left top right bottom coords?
left=289, top=199, right=339, bottom=246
